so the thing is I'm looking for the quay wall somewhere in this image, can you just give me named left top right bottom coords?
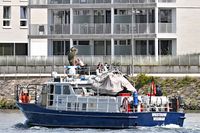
left=0, top=65, right=200, bottom=75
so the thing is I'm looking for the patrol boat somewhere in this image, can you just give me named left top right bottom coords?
left=16, top=67, right=185, bottom=128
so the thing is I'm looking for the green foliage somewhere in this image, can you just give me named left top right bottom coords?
left=0, top=98, right=17, bottom=109
left=135, top=73, right=156, bottom=90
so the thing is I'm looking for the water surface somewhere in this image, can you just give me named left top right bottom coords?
left=0, top=110, right=199, bottom=133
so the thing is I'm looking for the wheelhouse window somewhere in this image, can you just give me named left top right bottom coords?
left=63, top=86, right=70, bottom=95
left=55, top=85, right=61, bottom=94
left=3, top=6, right=11, bottom=27
left=20, top=6, right=27, bottom=27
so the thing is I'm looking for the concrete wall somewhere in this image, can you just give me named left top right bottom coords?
left=0, top=65, right=200, bottom=74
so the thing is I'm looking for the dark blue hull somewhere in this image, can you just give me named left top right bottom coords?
left=17, top=103, right=185, bottom=128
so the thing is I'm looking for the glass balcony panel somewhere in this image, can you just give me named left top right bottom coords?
left=114, top=23, right=155, bottom=34
left=114, top=0, right=155, bottom=3
left=30, top=24, right=48, bottom=35
left=73, top=0, right=111, bottom=4
left=158, top=0, right=176, bottom=3
left=49, top=0, right=70, bottom=4
left=49, top=24, right=70, bottom=34
left=158, top=23, right=175, bottom=33
left=73, top=23, right=111, bottom=34
left=29, top=0, right=47, bottom=5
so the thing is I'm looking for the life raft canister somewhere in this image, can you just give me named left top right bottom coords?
left=20, top=91, right=30, bottom=103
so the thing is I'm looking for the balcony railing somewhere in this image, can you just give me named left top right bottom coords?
left=73, top=0, right=111, bottom=4
left=49, top=0, right=70, bottom=4
left=114, top=0, right=155, bottom=3
left=73, top=23, right=111, bottom=34
left=30, top=24, right=48, bottom=35
left=29, top=0, right=175, bottom=5
left=114, top=23, right=155, bottom=34
left=49, top=24, right=70, bottom=34
left=158, top=23, right=175, bottom=33
left=158, top=0, right=176, bottom=3
left=29, top=23, right=158, bottom=35
left=29, top=0, right=47, bottom=5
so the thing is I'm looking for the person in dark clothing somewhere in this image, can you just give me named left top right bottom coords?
left=155, top=85, right=163, bottom=96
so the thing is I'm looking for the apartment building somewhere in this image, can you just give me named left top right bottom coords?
left=0, top=0, right=28, bottom=55
left=1, top=0, right=200, bottom=57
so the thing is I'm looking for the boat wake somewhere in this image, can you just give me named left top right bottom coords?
left=13, top=122, right=29, bottom=129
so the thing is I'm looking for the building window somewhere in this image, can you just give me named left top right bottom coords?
left=94, top=41, right=111, bottom=55
left=114, top=40, right=131, bottom=55
left=159, top=9, right=172, bottom=23
left=53, top=41, right=70, bottom=55
left=73, top=40, right=91, bottom=55
left=0, top=43, right=14, bottom=55
left=20, top=6, right=27, bottom=27
left=158, top=40, right=172, bottom=55
left=135, top=40, right=155, bottom=55
left=15, top=43, right=28, bottom=55
left=3, top=6, right=11, bottom=27
left=0, top=43, right=27, bottom=56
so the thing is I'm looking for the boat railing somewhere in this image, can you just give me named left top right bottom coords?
left=16, top=84, right=45, bottom=104
left=46, top=94, right=120, bottom=112
left=45, top=94, right=173, bottom=113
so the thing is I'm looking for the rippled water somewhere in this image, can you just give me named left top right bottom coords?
left=0, top=110, right=200, bottom=133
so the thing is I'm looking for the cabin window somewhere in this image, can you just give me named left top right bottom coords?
left=67, top=103, right=71, bottom=110
left=74, top=87, right=84, bottom=95
left=63, top=86, right=70, bottom=95
left=49, top=85, right=54, bottom=106
left=82, top=103, right=87, bottom=111
left=55, top=85, right=61, bottom=94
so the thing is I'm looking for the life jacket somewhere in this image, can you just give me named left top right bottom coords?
left=20, top=92, right=30, bottom=103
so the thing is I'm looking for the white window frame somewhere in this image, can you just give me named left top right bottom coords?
left=3, top=6, right=11, bottom=28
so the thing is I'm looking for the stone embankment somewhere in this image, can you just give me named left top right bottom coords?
left=0, top=76, right=200, bottom=110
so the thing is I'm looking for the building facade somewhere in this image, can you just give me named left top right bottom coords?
left=1, top=0, right=200, bottom=57
left=0, top=0, right=28, bottom=55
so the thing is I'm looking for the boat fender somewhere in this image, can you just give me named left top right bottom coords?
left=120, top=97, right=129, bottom=112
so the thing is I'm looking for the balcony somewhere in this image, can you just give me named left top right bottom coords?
left=49, top=24, right=70, bottom=34
left=49, top=0, right=70, bottom=4
left=158, top=0, right=176, bottom=3
left=73, top=23, right=111, bottom=34
left=158, top=23, right=176, bottom=33
left=29, top=0, right=47, bottom=5
left=114, top=0, right=155, bottom=3
left=114, top=23, right=155, bottom=34
left=73, top=0, right=111, bottom=4
left=30, top=24, right=48, bottom=36
left=29, top=23, right=157, bottom=36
